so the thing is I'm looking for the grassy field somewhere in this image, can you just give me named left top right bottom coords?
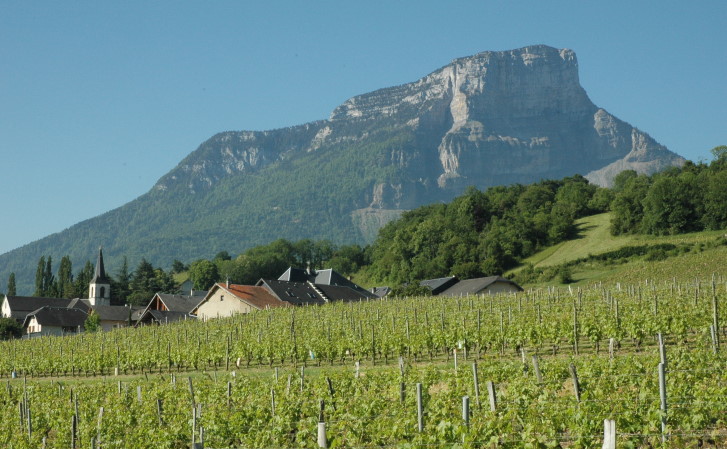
left=510, top=212, right=727, bottom=287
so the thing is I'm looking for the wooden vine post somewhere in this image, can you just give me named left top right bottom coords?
left=416, top=383, right=424, bottom=432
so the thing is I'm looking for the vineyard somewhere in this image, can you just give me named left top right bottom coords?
left=1, top=277, right=726, bottom=448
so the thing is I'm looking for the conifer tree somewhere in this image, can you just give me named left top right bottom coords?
left=6, top=273, right=16, bottom=296
left=112, top=256, right=131, bottom=304
left=57, top=256, right=74, bottom=298
left=34, top=256, right=45, bottom=297
left=43, top=256, right=56, bottom=297
left=73, top=261, right=94, bottom=299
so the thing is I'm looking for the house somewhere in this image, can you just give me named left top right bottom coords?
left=436, top=276, right=523, bottom=297
left=176, top=279, right=207, bottom=297
left=67, top=298, right=141, bottom=331
left=1, top=296, right=73, bottom=322
left=90, top=305, right=138, bottom=331
left=136, top=292, right=205, bottom=325
left=258, top=278, right=374, bottom=304
left=371, top=286, right=391, bottom=298
left=256, top=279, right=327, bottom=306
left=22, top=306, right=88, bottom=337
left=420, top=276, right=460, bottom=295
left=278, top=267, right=375, bottom=297
left=193, top=282, right=290, bottom=320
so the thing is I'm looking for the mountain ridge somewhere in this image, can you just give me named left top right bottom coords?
left=0, top=45, right=684, bottom=294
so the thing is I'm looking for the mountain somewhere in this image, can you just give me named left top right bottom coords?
left=0, top=45, right=684, bottom=294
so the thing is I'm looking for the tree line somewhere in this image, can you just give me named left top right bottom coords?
left=610, top=146, right=727, bottom=235
left=3, top=146, right=726, bottom=300
left=5, top=256, right=176, bottom=306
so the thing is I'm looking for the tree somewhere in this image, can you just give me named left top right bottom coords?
left=587, top=187, right=614, bottom=212
left=710, top=145, right=727, bottom=166
left=171, top=259, right=187, bottom=274
left=703, top=170, right=727, bottom=229
left=153, top=268, right=176, bottom=293
left=112, top=257, right=131, bottom=305
left=34, top=256, right=45, bottom=297
left=127, top=259, right=176, bottom=306
left=0, top=318, right=22, bottom=340
left=73, top=261, right=94, bottom=299
left=84, top=312, right=100, bottom=333
left=610, top=175, right=651, bottom=235
left=641, top=173, right=701, bottom=235
left=214, top=251, right=232, bottom=262
left=57, top=256, right=74, bottom=299
left=188, top=259, right=220, bottom=290
left=612, top=170, right=638, bottom=192
left=6, top=273, right=16, bottom=296
left=128, top=259, right=157, bottom=306
left=43, top=256, right=56, bottom=297
left=390, top=283, right=431, bottom=298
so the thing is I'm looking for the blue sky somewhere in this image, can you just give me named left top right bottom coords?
left=1, top=0, right=725, bottom=255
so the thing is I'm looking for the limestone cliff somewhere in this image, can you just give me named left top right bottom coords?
left=0, top=45, right=686, bottom=293
left=157, top=45, right=682, bottom=204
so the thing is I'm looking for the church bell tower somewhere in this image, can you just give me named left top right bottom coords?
left=88, top=247, right=111, bottom=306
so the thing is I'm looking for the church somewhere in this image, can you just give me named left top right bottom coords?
left=1, top=248, right=143, bottom=336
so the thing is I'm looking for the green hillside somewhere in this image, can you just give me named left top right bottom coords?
left=511, top=212, right=727, bottom=286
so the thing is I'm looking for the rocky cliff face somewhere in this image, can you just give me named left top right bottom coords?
left=157, top=45, right=682, bottom=206
left=0, top=45, right=686, bottom=294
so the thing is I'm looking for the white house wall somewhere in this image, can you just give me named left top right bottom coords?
left=1, top=298, right=11, bottom=318
left=196, top=288, right=253, bottom=320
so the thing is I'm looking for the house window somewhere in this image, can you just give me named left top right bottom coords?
left=286, top=290, right=296, bottom=297
left=220, top=295, right=224, bottom=301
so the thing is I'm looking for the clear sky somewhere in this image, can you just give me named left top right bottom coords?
left=1, top=0, right=725, bottom=255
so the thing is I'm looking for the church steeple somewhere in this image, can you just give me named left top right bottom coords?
left=91, top=247, right=110, bottom=284
left=89, top=247, right=111, bottom=306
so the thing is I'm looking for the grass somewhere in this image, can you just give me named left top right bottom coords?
left=522, top=213, right=725, bottom=268
left=510, top=212, right=727, bottom=288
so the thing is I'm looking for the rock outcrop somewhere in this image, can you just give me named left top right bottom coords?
left=157, top=45, right=682, bottom=201
left=0, top=45, right=685, bottom=294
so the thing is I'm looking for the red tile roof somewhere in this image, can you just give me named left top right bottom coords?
left=217, top=283, right=291, bottom=310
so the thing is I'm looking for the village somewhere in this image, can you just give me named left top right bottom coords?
left=1, top=248, right=523, bottom=337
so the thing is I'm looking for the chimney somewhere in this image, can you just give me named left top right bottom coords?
left=226, top=278, right=230, bottom=289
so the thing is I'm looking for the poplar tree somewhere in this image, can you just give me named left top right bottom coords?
left=34, top=256, right=46, bottom=296
left=6, top=273, right=16, bottom=296
left=73, top=261, right=94, bottom=299
left=113, top=256, right=131, bottom=304
left=43, top=256, right=57, bottom=297
left=57, top=256, right=74, bottom=298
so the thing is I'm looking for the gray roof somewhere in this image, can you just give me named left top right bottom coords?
left=420, top=276, right=459, bottom=295
left=4, top=296, right=74, bottom=320
left=23, top=306, right=88, bottom=328
left=278, top=267, right=311, bottom=283
left=277, top=267, right=374, bottom=298
left=67, top=298, right=91, bottom=312
left=91, top=305, right=138, bottom=322
left=314, top=269, right=375, bottom=297
left=371, top=286, right=391, bottom=298
left=138, top=309, right=191, bottom=325
left=258, top=279, right=327, bottom=306
left=155, top=293, right=203, bottom=313
left=438, top=276, right=523, bottom=297
left=316, top=284, right=372, bottom=302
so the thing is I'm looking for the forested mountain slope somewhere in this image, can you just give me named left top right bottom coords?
left=0, top=45, right=683, bottom=294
